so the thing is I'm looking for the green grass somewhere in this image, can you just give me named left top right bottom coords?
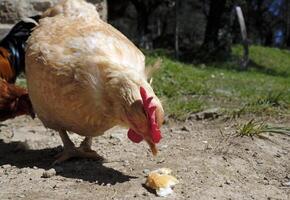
left=146, top=45, right=290, bottom=120
left=236, top=119, right=290, bottom=138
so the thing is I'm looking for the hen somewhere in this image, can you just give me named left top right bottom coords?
left=26, top=0, right=164, bottom=164
left=0, top=16, right=39, bottom=121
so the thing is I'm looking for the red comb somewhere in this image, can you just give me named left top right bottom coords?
left=127, top=87, right=162, bottom=144
left=140, top=87, right=162, bottom=143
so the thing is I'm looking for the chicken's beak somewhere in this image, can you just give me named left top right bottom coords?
left=147, top=141, right=158, bottom=156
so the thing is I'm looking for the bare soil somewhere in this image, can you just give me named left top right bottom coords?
left=0, top=116, right=289, bottom=200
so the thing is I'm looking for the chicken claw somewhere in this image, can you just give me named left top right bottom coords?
left=52, top=146, right=104, bottom=165
left=52, top=131, right=104, bottom=165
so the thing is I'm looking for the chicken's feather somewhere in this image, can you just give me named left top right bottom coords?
left=0, top=47, right=15, bottom=83
left=0, top=79, right=35, bottom=121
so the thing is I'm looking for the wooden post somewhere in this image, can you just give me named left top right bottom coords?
left=236, top=6, right=249, bottom=70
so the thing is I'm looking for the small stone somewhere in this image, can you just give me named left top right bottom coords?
left=75, top=179, right=83, bottom=183
left=191, top=108, right=221, bottom=120
left=286, top=174, right=290, bottom=179
left=262, top=180, right=269, bottom=185
left=269, top=180, right=279, bottom=185
left=17, top=195, right=25, bottom=198
left=143, top=169, right=150, bottom=174
left=256, top=161, right=263, bottom=165
left=110, top=133, right=125, bottom=141
left=123, top=160, right=129, bottom=166
left=282, top=181, right=290, bottom=186
left=142, top=192, right=148, bottom=196
left=274, top=154, right=281, bottom=158
left=181, top=126, right=189, bottom=132
left=2, top=164, right=11, bottom=169
left=42, top=168, right=56, bottom=178
left=225, top=180, right=230, bottom=185
left=133, top=193, right=140, bottom=198
left=33, top=166, right=38, bottom=170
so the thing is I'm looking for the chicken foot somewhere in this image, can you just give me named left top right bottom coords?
left=53, top=130, right=104, bottom=165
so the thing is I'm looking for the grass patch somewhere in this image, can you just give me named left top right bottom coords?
left=146, top=45, right=290, bottom=120
left=236, top=119, right=290, bottom=138
left=15, top=46, right=290, bottom=120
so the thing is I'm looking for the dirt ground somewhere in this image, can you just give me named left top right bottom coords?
left=0, top=116, right=289, bottom=200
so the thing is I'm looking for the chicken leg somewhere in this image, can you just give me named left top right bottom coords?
left=53, top=130, right=104, bottom=165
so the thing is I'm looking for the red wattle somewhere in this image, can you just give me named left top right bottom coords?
left=151, top=124, right=162, bottom=143
left=127, top=129, right=143, bottom=143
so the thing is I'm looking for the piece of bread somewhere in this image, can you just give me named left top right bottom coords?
left=145, top=168, right=179, bottom=197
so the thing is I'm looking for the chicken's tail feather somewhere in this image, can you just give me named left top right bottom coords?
left=145, top=58, right=162, bottom=84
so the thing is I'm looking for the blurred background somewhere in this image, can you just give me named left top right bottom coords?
left=1, top=0, right=289, bottom=59
left=0, top=0, right=290, bottom=120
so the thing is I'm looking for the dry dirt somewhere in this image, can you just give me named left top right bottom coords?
left=0, top=116, right=289, bottom=200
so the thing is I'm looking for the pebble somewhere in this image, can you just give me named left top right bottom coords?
left=33, top=166, right=38, bottom=170
left=110, top=133, right=125, bottom=141
left=181, top=126, right=190, bottom=132
left=256, top=161, right=263, bottom=165
left=161, top=144, right=168, bottom=149
left=2, top=164, right=11, bottom=169
left=274, top=154, right=281, bottom=158
left=269, top=180, right=279, bottom=185
left=122, top=160, right=129, bottom=166
left=142, top=192, right=148, bottom=196
left=42, top=169, right=56, bottom=178
left=262, top=177, right=269, bottom=185
left=143, top=169, right=150, bottom=174
left=225, top=180, right=231, bottom=185
left=282, top=181, right=290, bottom=186
left=133, top=193, right=140, bottom=198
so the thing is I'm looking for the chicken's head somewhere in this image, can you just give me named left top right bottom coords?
left=126, top=87, right=164, bottom=156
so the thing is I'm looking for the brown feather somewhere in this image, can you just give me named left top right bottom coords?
left=0, top=47, right=15, bottom=83
left=0, top=79, right=35, bottom=121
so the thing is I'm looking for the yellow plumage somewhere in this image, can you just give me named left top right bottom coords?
left=25, top=0, right=164, bottom=163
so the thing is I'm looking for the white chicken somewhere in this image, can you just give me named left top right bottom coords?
left=25, top=0, right=164, bottom=164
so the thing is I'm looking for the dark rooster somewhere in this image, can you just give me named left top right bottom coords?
left=0, top=16, right=40, bottom=121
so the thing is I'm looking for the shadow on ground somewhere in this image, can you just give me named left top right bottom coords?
left=0, top=139, right=136, bottom=185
